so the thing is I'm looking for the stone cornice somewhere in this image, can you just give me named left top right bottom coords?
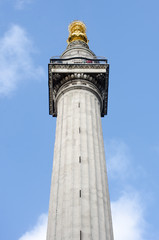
left=48, top=62, right=109, bottom=117
left=49, top=63, right=106, bottom=71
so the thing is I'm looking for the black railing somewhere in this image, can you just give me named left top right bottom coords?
left=50, top=56, right=107, bottom=64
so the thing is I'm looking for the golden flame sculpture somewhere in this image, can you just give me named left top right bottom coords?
left=67, top=20, right=89, bottom=44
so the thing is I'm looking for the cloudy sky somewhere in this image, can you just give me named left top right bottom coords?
left=0, top=0, right=159, bottom=239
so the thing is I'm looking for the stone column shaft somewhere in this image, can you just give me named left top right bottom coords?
left=46, top=87, right=114, bottom=240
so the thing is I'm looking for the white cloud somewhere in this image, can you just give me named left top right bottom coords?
left=105, top=140, right=148, bottom=239
left=19, top=192, right=146, bottom=240
left=0, top=24, right=45, bottom=96
left=111, top=192, right=145, bottom=240
left=18, top=140, right=147, bottom=240
left=19, top=214, right=47, bottom=240
left=15, top=0, right=33, bottom=9
left=105, top=140, right=132, bottom=180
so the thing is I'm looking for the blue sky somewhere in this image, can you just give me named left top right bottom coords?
left=0, top=0, right=159, bottom=239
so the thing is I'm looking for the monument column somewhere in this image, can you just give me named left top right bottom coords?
left=47, top=21, right=114, bottom=240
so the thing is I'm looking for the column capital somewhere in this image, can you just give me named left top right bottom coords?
left=48, top=60, right=109, bottom=117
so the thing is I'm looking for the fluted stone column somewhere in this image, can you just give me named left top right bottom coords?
left=47, top=21, right=114, bottom=240
left=47, top=87, right=113, bottom=240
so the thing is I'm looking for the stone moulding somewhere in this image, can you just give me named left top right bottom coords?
left=48, top=62, right=109, bottom=117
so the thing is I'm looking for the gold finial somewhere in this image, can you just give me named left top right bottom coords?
left=67, top=20, right=89, bottom=45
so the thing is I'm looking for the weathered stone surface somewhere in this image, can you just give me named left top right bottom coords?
left=47, top=89, right=114, bottom=240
